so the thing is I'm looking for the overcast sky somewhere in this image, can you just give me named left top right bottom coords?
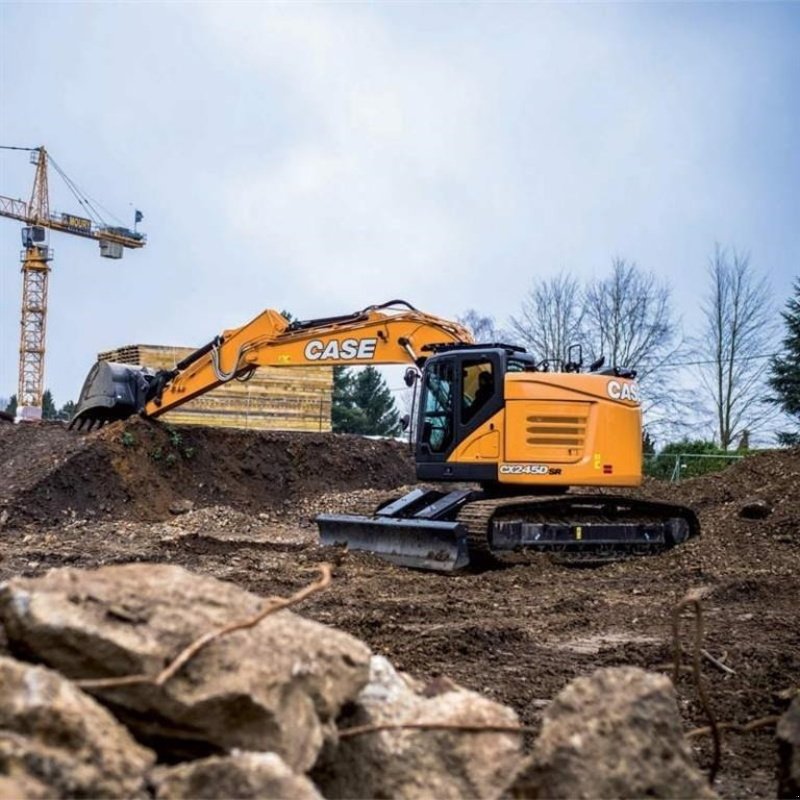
left=1, top=2, right=798, bottom=407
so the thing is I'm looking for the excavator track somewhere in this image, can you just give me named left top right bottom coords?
left=456, top=493, right=698, bottom=566
left=317, top=488, right=699, bottom=571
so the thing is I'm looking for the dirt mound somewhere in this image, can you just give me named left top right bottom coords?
left=627, top=447, right=799, bottom=577
left=649, top=446, right=799, bottom=512
left=0, top=418, right=414, bottom=526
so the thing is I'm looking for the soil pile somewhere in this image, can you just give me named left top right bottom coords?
left=633, top=446, right=799, bottom=575
left=0, top=418, right=414, bottom=526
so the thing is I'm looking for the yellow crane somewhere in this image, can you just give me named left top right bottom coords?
left=0, top=145, right=146, bottom=420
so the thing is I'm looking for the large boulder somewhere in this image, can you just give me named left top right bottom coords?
left=510, top=667, right=716, bottom=799
left=0, top=771, right=50, bottom=799
left=0, top=564, right=371, bottom=771
left=778, top=695, right=800, bottom=798
left=0, top=655, right=154, bottom=798
left=151, top=752, right=322, bottom=799
left=313, top=655, right=525, bottom=799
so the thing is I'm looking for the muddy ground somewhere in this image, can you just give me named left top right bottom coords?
left=1, top=419, right=798, bottom=798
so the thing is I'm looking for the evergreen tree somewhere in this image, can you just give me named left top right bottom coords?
left=331, top=366, right=367, bottom=433
left=5, top=395, right=17, bottom=417
left=42, top=390, right=58, bottom=420
left=331, top=366, right=400, bottom=436
left=352, top=367, right=401, bottom=436
left=59, top=400, right=77, bottom=421
left=768, top=279, right=800, bottom=445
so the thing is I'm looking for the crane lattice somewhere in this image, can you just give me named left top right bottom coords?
left=0, top=145, right=146, bottom=420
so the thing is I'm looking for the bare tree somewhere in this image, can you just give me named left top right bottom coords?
left=696, top=246, right=774, bottom=449
left=508, top=273, right=585, bottom=366
left=583, top=259, right=689, bottom=441
left=457, top=309, right=504, bottom=343
left=583, top=259, right=679, bottom=378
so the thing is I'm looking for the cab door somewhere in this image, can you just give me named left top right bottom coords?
left=416, top=351, right=503, bottom=481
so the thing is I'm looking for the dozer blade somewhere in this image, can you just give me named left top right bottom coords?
left=69, top=361, right=153, bottom=431
left=317, top=514, right=470, bottom=572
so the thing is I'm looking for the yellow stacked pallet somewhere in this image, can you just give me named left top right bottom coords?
left=98, top=345, right=332, bottom=432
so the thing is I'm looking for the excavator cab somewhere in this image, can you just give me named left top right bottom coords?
left=415, top=346, right=522, bottom=482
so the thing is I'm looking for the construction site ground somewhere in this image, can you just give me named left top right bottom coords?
left=1, top=418, right=798, bottom=799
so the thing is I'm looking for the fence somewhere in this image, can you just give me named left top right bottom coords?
left=644, top=452, right=746, bottom=482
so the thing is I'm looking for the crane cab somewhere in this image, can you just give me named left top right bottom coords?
left=21, top=226, right=48, bottom=248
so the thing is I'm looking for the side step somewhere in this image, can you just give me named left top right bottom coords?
left=316, top=488, right=473, bottom=572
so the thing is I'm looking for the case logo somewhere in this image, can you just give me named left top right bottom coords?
left=606, top=379, right=639, bottom=403
left=304, top=338, right=378, bottom=361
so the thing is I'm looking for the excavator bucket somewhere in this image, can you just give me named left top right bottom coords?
left=316, top=488, right=473, bottom=571
left=69, top=361, right=153, bottom=431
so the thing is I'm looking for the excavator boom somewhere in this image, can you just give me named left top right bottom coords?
left=70, top=300, right=472, bottom=429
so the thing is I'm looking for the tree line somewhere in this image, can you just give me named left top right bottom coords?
left=2, top=392, right=75, bottom=421
left=4, top=261, right=798, bottom=447
left=459, top=248, right=799, bottom=450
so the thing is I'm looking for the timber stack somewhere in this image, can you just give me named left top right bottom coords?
left=98, top=344, right=333, bottom=431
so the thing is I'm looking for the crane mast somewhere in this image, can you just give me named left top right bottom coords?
left=0, top=146, right=146, bottom=420
left=18, top=148, right=52, bottom=421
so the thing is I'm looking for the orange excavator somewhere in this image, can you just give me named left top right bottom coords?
left=71, top=300, right=697, bottom=571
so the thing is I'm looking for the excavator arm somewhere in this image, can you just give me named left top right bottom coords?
left=70, top=300, right=473, bottom=430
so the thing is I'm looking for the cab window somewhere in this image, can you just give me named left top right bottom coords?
left=461, top=359, right=494, bottom=424
left=421, top=360, right=454, bottom=453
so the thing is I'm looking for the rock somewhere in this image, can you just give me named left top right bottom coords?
left=0, top=564, right=371, bottom=771
left=510, top=667, right=716, bottom=799
left=739, top=498, right=772, bottom=519
left=778, top=695, right=800, bottom=798
left=169, top=498, right=194, bottom=515
left=0, top=771, right=50, bottom=799
left=0, top=654, right=154, bottom=798
left=151, top=752, right=322, bottom=799
left=313, top=655, right=524, bottom=799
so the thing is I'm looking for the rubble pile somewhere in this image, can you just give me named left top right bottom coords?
left=0, top=563, right=714, bottom=799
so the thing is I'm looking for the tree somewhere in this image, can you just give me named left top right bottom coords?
left=331, top=366, right=401, bottom=436
left=696, top=246, right=774, bottom=450
left=5, top=395, right=17, bottom=417
left=583, top=259, right=680, bottom=380
left=58, top=400, right=77, bottom=421
left=457, top=309, right=503, bottom=343
left=508, top=273, right=584, bottom=366
left=352, top=367, right=401, bottom=436
left=768, top=279, right=800, bottom=445
left=42, top=390, right=58, bottom=420
left=582, top=259, right=687, bottom=439
left=331, top=366, right=367, bottom=433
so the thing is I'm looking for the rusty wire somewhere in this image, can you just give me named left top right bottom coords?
left=672, top=588, right=721, bottom=785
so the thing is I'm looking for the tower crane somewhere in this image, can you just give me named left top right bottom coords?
left=0, top=145, right=146, bottom=421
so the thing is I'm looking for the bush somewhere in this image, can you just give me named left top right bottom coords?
left=645, top=439, right=739, bottom=480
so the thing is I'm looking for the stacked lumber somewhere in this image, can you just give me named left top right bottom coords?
left=98, top=344, right=332, bottom=432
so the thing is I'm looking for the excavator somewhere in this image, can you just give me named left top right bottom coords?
left=70, top=300, right=698, bottom=571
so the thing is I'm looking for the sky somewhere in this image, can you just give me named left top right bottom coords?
left=1, top=2, right=798, bottom=414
